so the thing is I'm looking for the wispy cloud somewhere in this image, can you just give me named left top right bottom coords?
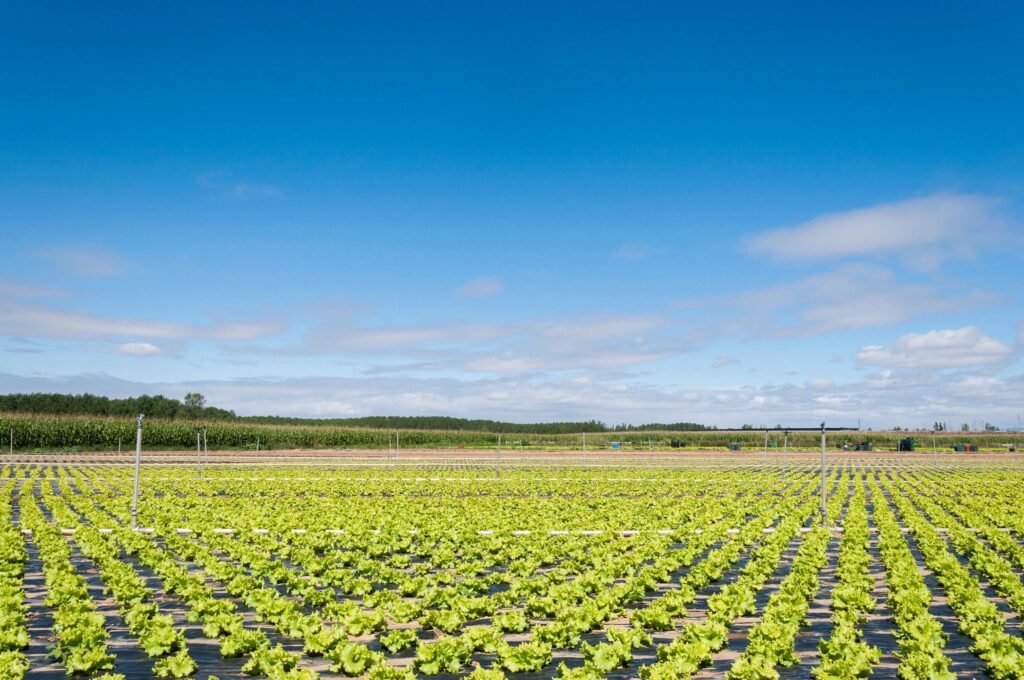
left=614, top=243, right=649, bottom=261
left=271, top=311, right=676, bottom=376
left=197, top=171, right=281, bottom=200
left=0, top=303, right=280, bottom=342
left=302, top=322, right=511, bottom=353
left=745, top=193, right=1004, bottom=268
left=856, top=327, right=1015, bottom=369
left=682, top=264, right=997, bottom=337
left=0, top=280, right=66, bottom=297
left=456, top=277, right=504, bottom=298
left=0, top=283, right=281, bottom=343
left=38, top=246, right=136, bottom=278
left=712, top=355, right=739, bottom=368
left=115, top=342, right=163, bottom=357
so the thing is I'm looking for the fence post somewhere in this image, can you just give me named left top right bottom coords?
left=131, top=414, right=144, bottom=530
left=820, top=422, right=827, bottom=526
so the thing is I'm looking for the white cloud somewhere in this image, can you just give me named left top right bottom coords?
left=745, top=193, right=1003, bottom=265
left=614, top=243, right=649, bottom=261
left=38, top=245, right=136, bottom=278
left=115, top=342, right=162, bottom=357
left=712, top=355, right=739, bottom=368
left=197, top=171, right=281, bottom=200
left=856, top=327, right=1015, bottom=369
left=456, top=277, right=504, bottom=299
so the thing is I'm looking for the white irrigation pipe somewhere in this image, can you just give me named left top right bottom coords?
left=69, top=524, right=907, bottom=537
left=18, top=457, right=1024, bottom=474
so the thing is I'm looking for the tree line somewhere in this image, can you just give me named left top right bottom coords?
left=0, top=392, right=718, bottom=434
left=0, top=392, right=235, bottom=420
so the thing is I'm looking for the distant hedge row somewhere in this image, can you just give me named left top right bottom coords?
left=0, top=413, right=1016, bottom=452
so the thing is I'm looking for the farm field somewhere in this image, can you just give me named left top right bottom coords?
left=3, top=458, right=1024, bottom=679
left=3, top=413, right=1018, bottom=454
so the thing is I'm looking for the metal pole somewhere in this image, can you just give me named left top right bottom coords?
left=118, top=437, right=121, bottom=454
left=203, top=429, right=208, bottom=468
left=932, top=430, right=936, bottom=455
left=131, top=414, right=144, bottom=530
left=783, top=430, right=788, bottom=468
left=496, top=431, right=501, bottom=478
left=256, top=436, right=260, bottom=452
left=764, top=430, right=768, bottom=467
left=583, top=431, right=586, bottom=466
left=396, top=429, right=400, bottom=461
left=820, top=421, right=826, bottom=526
left=197, top=432, right=202, bottom=478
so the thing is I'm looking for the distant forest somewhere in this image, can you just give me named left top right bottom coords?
left=0, top=392, right=713, bottom=433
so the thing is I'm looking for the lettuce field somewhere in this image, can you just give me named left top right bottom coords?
left=3, top=458, right=1024, bottom=679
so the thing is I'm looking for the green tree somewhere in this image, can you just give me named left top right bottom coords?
left=183, top=392, right=206, bottom=418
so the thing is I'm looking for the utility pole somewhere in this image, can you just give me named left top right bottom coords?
left=396, top=429, right=400, bottom=461
left=131, top=414, right=144, bottom=530
left=763, top=429, right=769, bottom=468
left=820, top=421, right=827, bottom=527
left=203, top=429, right=208, bottom=468
left=197, top=432, right=202, bottom=478
left=583, top=431, right=587, bottom=466
left=495, top=431, right=501, bottom=478
left=931, top=430, right=937, bottom=455
left=256, top=436, right=260, bottom=452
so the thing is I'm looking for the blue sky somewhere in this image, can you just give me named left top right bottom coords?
left=1, top=2, right=1022, bottom=428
